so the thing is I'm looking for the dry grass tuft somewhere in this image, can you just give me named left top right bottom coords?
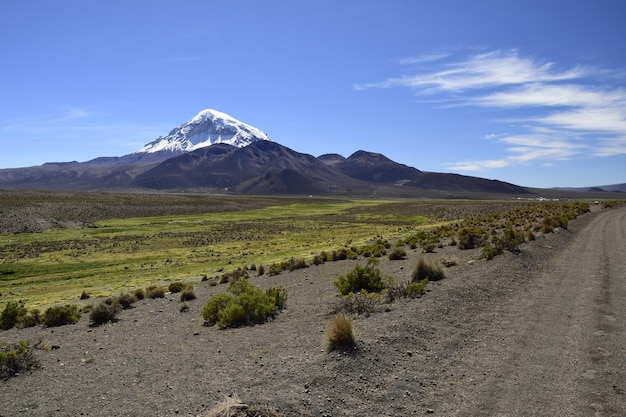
left=205, top=394, right=282, bottom=417
left=325, top=313, right=356, bottom=352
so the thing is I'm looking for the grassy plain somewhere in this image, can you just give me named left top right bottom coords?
left=0, top=193, right=597, bottom=310
left=0, top=197, right=445, bottom=309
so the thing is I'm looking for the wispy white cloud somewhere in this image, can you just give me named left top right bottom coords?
left=358, top=50, right=587, bottom=93
left=398, top=53, right=449, bottom=65
left=359, top=49, right=626, bottom=171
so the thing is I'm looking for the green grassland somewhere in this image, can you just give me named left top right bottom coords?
left=0, top=194, right=597, bottom=310
left=0, top=198, right=439, bottom=308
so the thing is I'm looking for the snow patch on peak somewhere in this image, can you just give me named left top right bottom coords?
left=136, top=109, right=271, bottom=154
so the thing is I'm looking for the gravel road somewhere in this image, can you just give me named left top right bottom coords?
left=437, top=206, right=626, bottom=417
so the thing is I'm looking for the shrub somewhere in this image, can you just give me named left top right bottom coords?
left=0, top=301, right=28, bottom=330
left=288, top=257, right=308, bottom=271
left=79, top=291, right=90, bottom=300
left=133, top=288, right=145, bottom=300
left=331, top=290, right=381, bottom=315
left=334, top=260, right=389, bottom=296
left=268, top=263, right=283, bottom=276
left=116, top=292, right=138, bottom=310
left=481, top=244, right=503, bottom=260
left=89, top=302, right=121, bottom=326
left=168, top=282, right=187, bottom=293
left=257, top=264, right=265, bottom=276
left=43, top=304, right=81, bottom=327
left=146, top=286, right=166, bottom=299
left=422, top=243, right=436, bottom=253
left=457, top=226, right=485, bottom=250
left=202, top=279, right=286, bottom=329
left=312, top=251, right=328, bottom=265
left=179, top=303, right=190, bottom=313
left=412, top=257, right=445, bottom=282
left=439, top=257, right=457, bottom=267
left=202, top=293, right=235, bottom=326
left=265, top=287, right=288, bottom=310
left=405, top=279, right=428, bottom=298
left=502, top=227, right=525, bottom=251
left=180, top=286, right=197, bottom=302
left=388, top=248, right=407, bottom=260
left=17, top=308, right=42, bottom=329
left=0, top=339, right=42, bottom=380
left=220, top=268, right=250, bottom=283
left=325, top=313, right=356, bottom=352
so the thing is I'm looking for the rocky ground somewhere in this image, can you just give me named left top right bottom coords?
left=1, top=205, right=624, bottom=417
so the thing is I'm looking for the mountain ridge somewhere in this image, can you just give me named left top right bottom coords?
left=0, top=108, right=623, bottom=197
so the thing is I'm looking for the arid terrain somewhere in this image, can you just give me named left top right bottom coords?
left=1, top=204, right=625, bottom=417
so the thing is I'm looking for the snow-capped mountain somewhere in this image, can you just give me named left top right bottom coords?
left=136, top=109, right=271, bottom=154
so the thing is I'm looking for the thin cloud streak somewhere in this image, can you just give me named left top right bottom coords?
left=358, top=50, right=587, bottom=93
left=358, top=49, right=626, bottom=171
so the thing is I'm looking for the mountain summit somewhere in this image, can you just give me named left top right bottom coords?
left=136, top=109, right=271, bottom=155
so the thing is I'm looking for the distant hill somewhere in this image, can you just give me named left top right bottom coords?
left=323, top=150, right=423, bottom=183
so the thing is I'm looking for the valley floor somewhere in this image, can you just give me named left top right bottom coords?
left=1, top=206, right=625, bottom=417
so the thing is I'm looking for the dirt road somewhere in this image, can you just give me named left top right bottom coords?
left=437, top=206, right=626, bottom=417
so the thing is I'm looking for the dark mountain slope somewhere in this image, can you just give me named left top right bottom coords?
left=407, top=172, right=530, bottom=194
left=323, top=150, right=422, bottom=183
left=133, top=141, right=366, bottom=194
left=0, top=156, right=163, bottom=191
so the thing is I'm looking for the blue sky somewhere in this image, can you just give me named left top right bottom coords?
left=1, top=0, right=625, bottom=187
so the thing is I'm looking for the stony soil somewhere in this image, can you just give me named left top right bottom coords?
left=1, top=205, right=624, bottom=417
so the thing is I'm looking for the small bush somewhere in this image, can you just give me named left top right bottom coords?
left=43, top=304, right=81, bottom=327
left=334, top=260, right=389, bottom=296
left=331, top=290, right=381, bottom=315
left=439, top=257, right=457, bottom=267
left=146, top=286, right=166, bottom=299
left=265, top=287, right=288, bottom=310
left=179, top=303, right=190, bottom=313
left=79, top=291, right=90, bottom=300
left=116, top=292, right=138, bottom=310
left=0, top=339, right=43, bottom=380
left=133, top=288, right=145, bottom=300
left=312, top=252, right=328, bottom=265
left=502, top=227, right=525, bottom=251
left=168, top=282, right=187, bottom=293
left=457, top=226, right=485, bottom=250
left=89, top=302, right=121, bottom=326
left=405, top=279, right=428, bottom=298
left=388, top=248, right=407, bottom=260
left=202, top=293, right=235, bottom=326
left=288, top=258, right=308, bottom=271
left=422, top=243, right=436, bottom=253
left=0, top=301, right=28, bottom=330
left=17, top=308, right=42, bottom=329
left=180, top=286, right=197, bottom=302
left=481, top=244, right=503, bottom=260
left=412, top=257, right=445, bottom=282
left=325, top=313, right=356, bottom=352
left=220, top=268, right=249, bottom=283
left=256, top=265, right=265, bottom=276
left=202, top=279, right=286, bottom=329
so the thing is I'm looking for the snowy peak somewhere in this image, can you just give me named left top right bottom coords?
left=136, top=109, right=271, bottom=154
